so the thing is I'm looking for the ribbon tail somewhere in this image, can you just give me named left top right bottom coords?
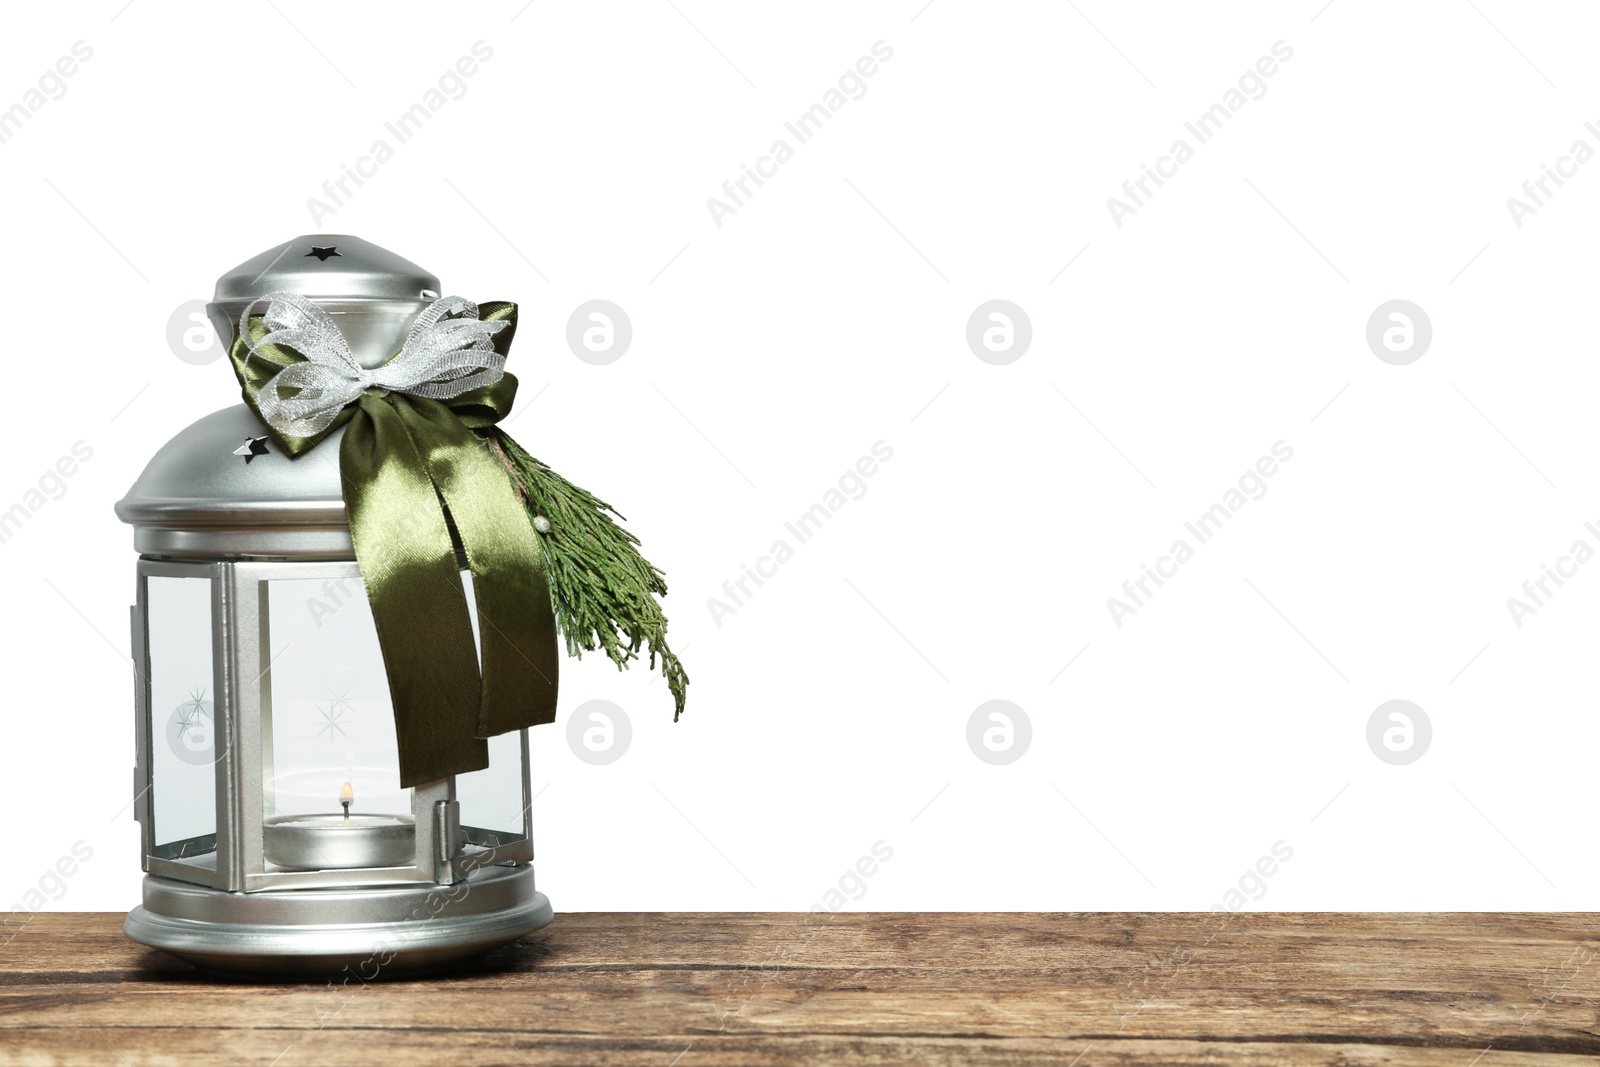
left=392, top=397, right=560, bottom=739
left=341, top=395, right=488, bottom=787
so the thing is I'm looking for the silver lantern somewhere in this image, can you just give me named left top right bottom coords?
left=115, top=236, right=552, bottom=977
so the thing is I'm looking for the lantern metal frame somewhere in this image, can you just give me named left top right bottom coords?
left=126, top=556, right=552, bottom=977
left=132, top=557, right=536, bottom=893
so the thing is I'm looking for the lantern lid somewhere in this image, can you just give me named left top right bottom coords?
left=117, top=234, right=446, bottom=558
left=211, top=234, right=438, bottom=305
left=207, top=234, right=441, bottom=370
left=115, top=405, right=354, bottom=558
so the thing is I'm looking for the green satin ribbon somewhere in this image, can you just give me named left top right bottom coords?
left=230, top=302, right=558, bottom=787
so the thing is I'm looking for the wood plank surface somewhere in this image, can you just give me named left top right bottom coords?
left=2, top=912, right=1598, bottom=1065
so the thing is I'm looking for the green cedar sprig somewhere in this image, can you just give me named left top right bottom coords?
left=485, top=428, right=687, bottom=719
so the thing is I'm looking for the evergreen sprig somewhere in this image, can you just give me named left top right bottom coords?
left=486, top=428, right=687, bottom=719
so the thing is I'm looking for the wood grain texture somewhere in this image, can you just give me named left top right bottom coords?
left=2, top=913, right=1598, bottom=1065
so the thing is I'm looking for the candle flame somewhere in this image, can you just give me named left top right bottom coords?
left=339, top=782, right=354, bottom=805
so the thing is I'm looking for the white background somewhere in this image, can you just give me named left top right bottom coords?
left=1, top=0, right=1596, bottom=916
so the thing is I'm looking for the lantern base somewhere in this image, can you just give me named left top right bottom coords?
left=125, top=863, right=552, bottom=979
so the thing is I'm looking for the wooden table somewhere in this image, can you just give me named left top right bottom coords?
left=2, top=913, right=1598, bottom=1065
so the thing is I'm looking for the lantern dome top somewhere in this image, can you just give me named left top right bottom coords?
left=210, top=233, right=438, bottom=311
left=207, top=235, right=441, bottom=372
left=117, top=234, right=447, bottom=559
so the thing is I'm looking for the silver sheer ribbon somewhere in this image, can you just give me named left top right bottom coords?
left=239, top=291, right=509, bottom=438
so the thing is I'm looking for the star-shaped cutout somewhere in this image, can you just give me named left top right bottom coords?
left=306, top=245, right=341, bottom=262
left=234, top=436, right=270, bottom=463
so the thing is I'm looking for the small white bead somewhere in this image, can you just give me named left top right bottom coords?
left=532, top=515, right=551, bottom=533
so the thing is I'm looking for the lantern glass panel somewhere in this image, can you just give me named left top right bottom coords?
left=263, top=576, right=410, bottom=838
left=457, top=730, right=528, bottom=846
left=454, top=569, right=530, bottom=848
left=146, top=574, right=219, bottom=860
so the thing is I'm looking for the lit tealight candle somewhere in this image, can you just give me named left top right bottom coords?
left=263, top=782, right=416, bottom=870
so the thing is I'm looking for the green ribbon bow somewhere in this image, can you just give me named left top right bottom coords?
left=229, top=301, right=558, bottom=787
